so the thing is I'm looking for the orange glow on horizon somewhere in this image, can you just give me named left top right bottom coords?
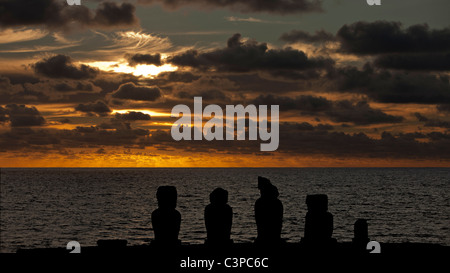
left=1, top=149, right=449, bottom=168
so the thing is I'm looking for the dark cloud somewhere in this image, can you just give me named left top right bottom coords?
left=126, top=53, right=162, bottom=66
left=0, top=127, right=56, bottom=151
left=75, top=126, right=99, bottom=133
left=0, top=104, right=46, bottom=127
left=53, top=81, right=94, bottom=92
left=111, top=82, right=162, bottom=101
left=137, top=0, right=322, bottom=15
left=226, top=74, right=305, bottom=93
left=33, top=55, right=99, bottom=80
left=0, top=77, right=11, bottom=86
left=1, top=72, right=141, bottom=105
left=74, top=125, right=149, bottom=146
left=54, top=83, right=78, bottom=92
left=144, top=123, right=450, bottom=159
left=68, top=125, right=149, bottom=147
left=97, top=119, right=131, bottom=131
left=328, top=64, right=450, bottom=103
left=0, top=88, right=50, bottom=105
left=280, top=29, right=335, bottom=44
left=337, top=21, right=450, bottom=55
left=55, top=92, right=105, bottom=104
left=0, top=0, right=138, bottom=30
left=92, top=73, right=140, bottom=94
left=169, top=33, right=334, bottom=73
left=75, top=101, right=111, bottom=116
left=177, top=89, right=229, bottom=102
left=316, top=123, right=334, bottom=131
left=0, top=76, right=26, bottom=104
left=1, top=119, right=449, bottom=160
left=277, top=124, right=450, bottom=159
left=115, top=111, right=151, bottom=121
left=327, top=100, right=403, bottom=125
left=157, top=71, right=201, bottom=83
left=437, top=104, right=450, bottom=113
left=252, top=94, right=332, bottom=112
left=93, top=1, right=138, bottom=27
left=374, top=52, right=450, bottom=71
left=96, top=148, right=107, bottom=154
left=287, top=122, right=334, bottom=131
left=136, top=72, right=203, bottom=97
left=252, top=94, right=403, bottom=125
left=414, top=112, right=428, bottom=122
left=1, top=74, right=40, bottom=85
left=414, top=112, right=450, bottom=129
left=280, top=21, right=450, bottom=58
left=59, top=118, right=71, bottom=124
left=280, top=21, right=450, bottom=71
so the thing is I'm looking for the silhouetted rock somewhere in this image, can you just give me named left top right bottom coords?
left=151, top=186, right=181, bottom=247
left=204, top=188, right=233, bottom=247
left=302, top=194, right=335, bottom=247
left=254, top=176, right=284, bottom=245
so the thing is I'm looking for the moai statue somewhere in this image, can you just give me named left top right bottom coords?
left=353, top=219, right=370, bottom=251
left=303, top=194, right=335, bottom=246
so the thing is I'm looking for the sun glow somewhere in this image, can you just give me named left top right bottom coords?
left=112, top=109, right=171, bottom=117
left=86, top=60, right=178, bottom=78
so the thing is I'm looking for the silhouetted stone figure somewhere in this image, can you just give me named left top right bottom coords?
left=303, top=194, right=335, bottom=246
left=353, top=219, right=369, bottom=250
left=204, top=188, right=233, bottom=246
left=151, top=186, right=181, bottom=247
left=255, top=176, right=283, bottom=245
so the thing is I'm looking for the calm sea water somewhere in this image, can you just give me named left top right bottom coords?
left=0, top=168, right=449, bottom=253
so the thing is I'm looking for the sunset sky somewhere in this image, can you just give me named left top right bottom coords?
left=0, top=0, right=449, bottom=167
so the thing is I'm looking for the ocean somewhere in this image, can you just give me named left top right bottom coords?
left=0, top=168, right=449, bottom=253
